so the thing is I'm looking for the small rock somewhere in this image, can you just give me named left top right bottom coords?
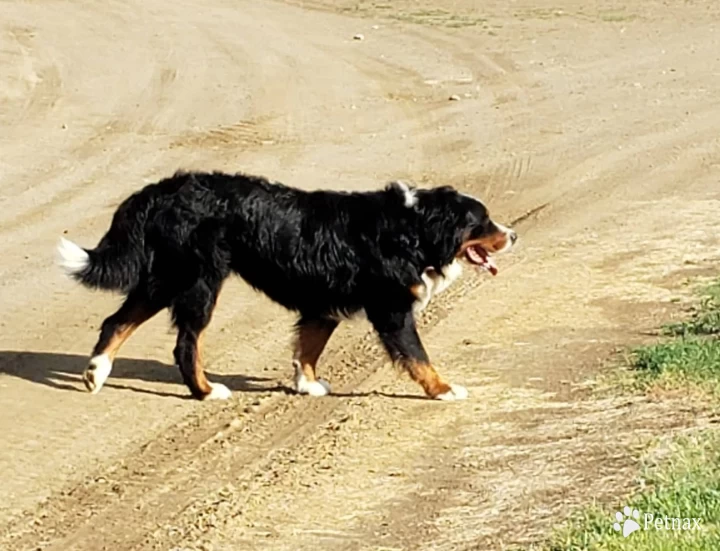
left=448, top=94, right=461, bottom=101
left=61, top=123, right=67, bottom=130
left=353, top=33, right=364, bottom=41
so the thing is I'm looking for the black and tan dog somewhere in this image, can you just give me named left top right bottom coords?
left=57, top=170, right=516, bottom=401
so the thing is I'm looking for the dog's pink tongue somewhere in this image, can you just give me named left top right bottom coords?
left=485, top=256, right=498, bottom=276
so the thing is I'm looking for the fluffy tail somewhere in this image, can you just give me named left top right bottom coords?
left=56, top=187, right=154, bottom=292
left=57, top=237, right=91, bottom=276
left=56, top=234, right=144, bottom=292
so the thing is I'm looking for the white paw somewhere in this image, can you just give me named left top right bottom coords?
left=296, top=377, right=331, bottom=397
left=435, top=384, right=469, bottom=401
left=83, top=354, right=112, bottom=394
left=204, top=382, right=232, bottom=401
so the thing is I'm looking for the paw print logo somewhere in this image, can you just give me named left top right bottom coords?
left=613, top=506, right=641, bottom=538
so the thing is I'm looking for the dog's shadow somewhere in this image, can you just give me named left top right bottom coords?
left=0, top=350, right=289, bottom=399
left=0, top=350, right=428, bottom=401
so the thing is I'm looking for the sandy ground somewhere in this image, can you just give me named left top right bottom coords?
left=1, top=0, right=720, bottom=549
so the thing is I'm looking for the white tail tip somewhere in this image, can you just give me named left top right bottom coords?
left=56, top=237, right=90, bottom=275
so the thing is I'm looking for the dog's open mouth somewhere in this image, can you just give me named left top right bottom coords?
left=465, top=245, right=498, bottom=276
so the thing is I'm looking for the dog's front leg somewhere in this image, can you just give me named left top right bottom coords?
left=367, top=307, right=468, bottom=401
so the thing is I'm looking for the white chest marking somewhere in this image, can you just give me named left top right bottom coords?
left=413, top=259, right=463, bottom=314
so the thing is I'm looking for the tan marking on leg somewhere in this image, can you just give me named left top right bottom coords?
left=97, top=303, right=158, bottom=360
left=401, top=359, right=452, bottom=398
left=193, top=328, right=213, bottom=396
left=293, top=321, right=336, bottom=382
left=85, top=299, right=161, bottom=394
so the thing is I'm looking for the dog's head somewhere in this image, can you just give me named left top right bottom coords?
left=395, top=182, right=517, bottom=275
left=452, top=192, right=517, bottom=275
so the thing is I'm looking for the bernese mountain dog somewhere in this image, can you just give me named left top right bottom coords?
left=57, top=170, right=516, bottom=401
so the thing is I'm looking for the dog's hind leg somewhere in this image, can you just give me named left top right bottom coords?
left=292, top=318, right=338, bottom=396
left=85, top=291, right=163, bottom=394
left=367, top=307, right=468, bottom=401
left=171, top=279, right=230, bottom=400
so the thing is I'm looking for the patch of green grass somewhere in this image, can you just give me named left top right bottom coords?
left=534, top=278, right=720, bottom=550
left=631, top=339, right=720, bottom=394
left=630, top=278, right=720, bottom=393
left=705, top=281, right=720, bottom=304
left=664, top=280, right=720, bottom=337
left=545, top=433, right=720, bottom=550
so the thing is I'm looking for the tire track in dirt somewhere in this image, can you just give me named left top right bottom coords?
left=169, top=116, right=289, bottom=151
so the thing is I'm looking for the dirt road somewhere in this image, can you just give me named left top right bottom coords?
left=1, top=0, right=719, bottom=549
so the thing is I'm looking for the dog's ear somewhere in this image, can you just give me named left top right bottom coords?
left=433, top=217, right=467, bottom=265
left=412, top=188, right=468, bottom=267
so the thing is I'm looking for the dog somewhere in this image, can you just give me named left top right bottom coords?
left=56, top=170, right=516, bottom=401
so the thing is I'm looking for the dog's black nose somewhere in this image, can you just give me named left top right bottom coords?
left=510, top=230, right=518, bottom=244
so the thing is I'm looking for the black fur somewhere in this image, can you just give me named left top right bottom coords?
left=65, top=170, right=512, bottom=399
